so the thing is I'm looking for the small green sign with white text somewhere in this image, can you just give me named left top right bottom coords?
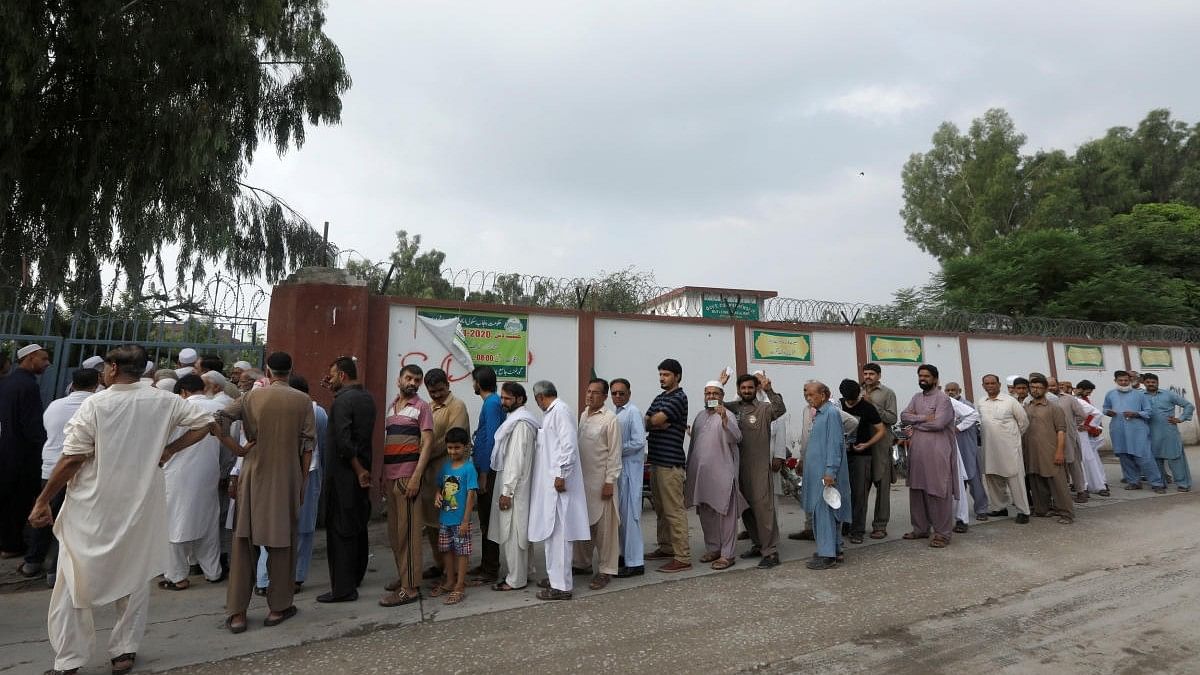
left=868, top=335, right=923, bottom=364
left=701, top=299, right=760, bottom=321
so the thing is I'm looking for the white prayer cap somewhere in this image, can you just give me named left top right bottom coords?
left=823, top=485, right=842, bottom=509
left=174, top=366, right=194, bottom=378
left=155, top=378, right=177, bottom=391
left=82, top=355, right=105, bottom=370
left=704, top=380, right=724, bottom=391
left=233, top=361, right=252, bottom=370
left=1005, top=375, right=1019, bottom=386
left=178, top=348, right=198, bottom=364
left=144, top=360, right=156, bottom=375
left=16, top=344, right=45, bottom=360
left=202, top=370, right=228, bottom=387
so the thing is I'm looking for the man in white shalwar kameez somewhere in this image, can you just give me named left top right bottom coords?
left=488, top=382, right=538, bottom=591
left=947, top=394, right=981, bottom=531
left=160, top=375, right=227, bottom=589
left=976, top=374, right=1031, bottom=522
left=529, top=381, right=590, bottom=600
left=29, top=345, right=215, bottom=675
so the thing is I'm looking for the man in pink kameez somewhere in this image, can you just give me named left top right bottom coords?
left=900, top=364, right=959, bottom=548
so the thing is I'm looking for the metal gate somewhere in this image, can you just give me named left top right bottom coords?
left=0, top=299, right=265, bottom=407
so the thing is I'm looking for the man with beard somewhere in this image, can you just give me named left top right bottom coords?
left=899, top=365, right=958, bottom=548
left=469, top=366, right=503, bottom=584
left=643, top=358, right=691, bottom=573
left=1046, top=376, right=1089, bottom=504
left=318, top=357, right=376, bottom=603
left=1142, top=373, right=1192, bottom=492
left=0, top=343, right=50, bottom=559
left=488, top=382, right=538, bottom=591
left=1104, top=370, right=1163, bottom=492
left=859, top=363, right=897, bottom=539
left=529, top=381, right=589, bottom=600
left=685, top=381, right=745, bottom=571
left=719, top=371, right=786, bottom=568
left=1022, top=375, right=1073, bottom=523
left=422, top=369, right=469, bottom=583
left=379, top=364, right=434, bottom=607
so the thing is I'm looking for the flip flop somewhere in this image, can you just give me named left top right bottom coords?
left=157, top=579, right=189, bottom=591
left=263, top=605, right=297, bottom=627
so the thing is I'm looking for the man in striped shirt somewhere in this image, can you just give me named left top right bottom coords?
left=379, top=364, right=434, bottom=607
left=643, top=358, right=692, bottom=573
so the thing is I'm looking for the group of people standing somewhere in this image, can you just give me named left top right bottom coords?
left=2, top=339, right=1195, bottom=675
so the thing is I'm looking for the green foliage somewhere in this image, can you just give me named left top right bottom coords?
left=1, top=1, right=351, bottom=305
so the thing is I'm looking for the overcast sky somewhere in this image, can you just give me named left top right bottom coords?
left=245, top=1, right=1200, bottom=304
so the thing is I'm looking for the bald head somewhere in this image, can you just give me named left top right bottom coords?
left=944, top=382, right=962, bottom=400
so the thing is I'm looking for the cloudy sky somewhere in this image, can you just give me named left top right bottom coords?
left=245, top=1, right=1200, bottom=304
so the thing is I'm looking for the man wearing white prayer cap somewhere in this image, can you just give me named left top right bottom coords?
left=156, top=378, right=178, bottom=392
left=82, top=356, right=105, bottom=371
left=0, top=343, right=51, bottom=558
left=175, top=348, right=199, bottom=379
left=684, top=380, right=745, bottom=571
left=231, top=361, right=252, bottom=387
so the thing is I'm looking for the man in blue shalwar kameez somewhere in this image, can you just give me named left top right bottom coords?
left=1103, top=370, right=1164, bottom=493
left=802, top=382, right=851, bottom=570
left=1142, top=373, right=1193, bottom=492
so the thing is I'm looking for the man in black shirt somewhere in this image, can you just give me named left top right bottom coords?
left=642, top=358, right=691, bottom=573
left=318, top=356, right=377, bottom=603
left=839, top=379, right=887, bottom=545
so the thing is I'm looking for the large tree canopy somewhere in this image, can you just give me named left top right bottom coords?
left=1, top=1, right=350, bottom=306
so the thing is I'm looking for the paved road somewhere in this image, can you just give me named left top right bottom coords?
left=3, top=453, right=1197, bottom=674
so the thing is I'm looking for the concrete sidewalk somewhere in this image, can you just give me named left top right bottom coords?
left=0, top=450, right=1190, bottom=674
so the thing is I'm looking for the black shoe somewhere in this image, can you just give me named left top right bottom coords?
left=1152, top=486, right=1167, bottom=494
left=787, top=530, right=815, bottom=541
left=975, top=513, right=989, bottom=522
left=840, top=523, right=851, bottom=536
left=618, top=556, right=626, bottom=569
left=189, top=563, right=203, bottom=577
left=571, top=566, right=592, bottom=576
left=987, top=508, right=1009, bottom=517
left=953, top=520, right=969, bottom=534
left=253, top=586, right=267, bottom=596
left=422, top=566, right=443, bottom=580
left=615, top=565, right=645, bottom=578
left=1015, top=514, right=1030, bottom=524
left=316, top=590, right=359, bottom=603
left=739, top=546, right=763, bottom=559
left=756, top=554, right=780, bottom=569
left=806, top=556, right=838, bottom=570
left=848, top=534, right=864, bottom=544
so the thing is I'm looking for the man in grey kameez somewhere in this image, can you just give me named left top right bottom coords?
left=684, top=381, right=745, bottom=571
left=720, top=371, right=785, bottom=568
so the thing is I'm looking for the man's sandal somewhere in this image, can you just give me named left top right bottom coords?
left=492, top=582, right=524, bottom=591
left=111, top=653, right=136, bottom=675
left=157, top=579, right=189, bottom=591
left=444, top=590, right=465, bottom=605
left=225, top=615, right=247, bottom=634
left=428, top=582, right=448, bottom=597
left=379, top=590, right=420, bottom=607
left=699, top=551, right=721, bottom=563
left=536, top=588, right=572, bottom=601
left=902, top=532, right=929, bottom=540
left=928, top=535, right=949, bottom=548
left=710, top=557, right=735, bottom=571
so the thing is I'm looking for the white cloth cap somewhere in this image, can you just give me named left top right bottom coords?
left=82, top=355, right=105, bottom=370
left=155, top=378, right=177, bottom=391
left=233, top=361, right=252, bottom=370
left=178, top=348, right=198, bottom=364
left=144, top=360, right=156, bottom=375
left=1005, top=375, right=1019, bottom=386
left=16, top=344, right=44, bottom=360
left=704, top=380, right=724, bottom=391
left=202, top=370, right=228, bottom=387
left=822, top=485, right=842, bottom=509
left=174, top=366, right=194, bottom=378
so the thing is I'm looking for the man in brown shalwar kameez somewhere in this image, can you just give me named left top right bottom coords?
left=217, top=351, right=316, bottom=633
left=900, top=364, right=958, bottom=548
left=1047, top=376, right=1089, bottom=504
left=685, top=381, right=746, bottom=570
left=1023, top=376, right=1073, bottom=524
left=719, top=370, right=785, bottom=568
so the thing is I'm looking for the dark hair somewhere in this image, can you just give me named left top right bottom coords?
left=401, top=363, right=424, bottom=378
left=610, top=378, right=631, bottom=392
left=445, top=427, right=470, bottom=446
left=1077, top=379, right=1096, bottom=390
left=472, top=365, right=497, bottom=392
left=72, top=368, right=100, bottom=390
left=1029, top=375, right=1048, bottom=387
left=657, top=358, right=682, bottom=377
left=736, top=373, right=758, bottom=388
left=981, top=373, right=1000, bottom=384
left=200, top=356, right=224, bottom=373
left=839, top=378, right=861, bottom=401
left=424, top=368, right=448, bottom=388
left=289, top=373, right=310, bottom=393
left=266, top=351, right=292, bottom=374
left=107, top=344, right=149, bottom=378
left=501, top=381, right=527, bottom=405
left=1013, top=377, right=1030, bottom=387
left=862, top=363, right=882, bottom=374
left=176, top=373, right=205, bottom=394
left=917, top=363, right=939, bottom=379
left=588, top=377, right=609, bottom=395
left=1113, top=370, right=1129, bottom=379
left=1141, top=373, right=1158, bottom=382
left=332, top=356, right=358, bottom=380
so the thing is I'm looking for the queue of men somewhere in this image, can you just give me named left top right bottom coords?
left=3, top=340, right=1196, bottom=675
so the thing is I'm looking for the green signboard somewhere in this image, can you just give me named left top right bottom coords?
left=1139, top=347, right=1173, bottom=369
left=1064, top=344, right=1104, bottom=369
left=752, top=330, right=813, bottom=363
left=867, top=335, right=923, bottom=364
left=417, top=309, right=529, bottom=380
left=701, top=298, right=760, bottom=321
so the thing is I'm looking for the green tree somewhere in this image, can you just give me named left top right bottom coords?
left=900, top=108, right=1031, bottom=260
left=1, top=1, right=351, bottom=305
left=355, top=230, right=461, bottom=299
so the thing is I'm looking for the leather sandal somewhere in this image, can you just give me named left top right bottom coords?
left=111, top=653, right=136, bottom=675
